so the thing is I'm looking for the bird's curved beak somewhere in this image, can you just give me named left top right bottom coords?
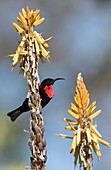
left=51, top=78, right=65, bottom=84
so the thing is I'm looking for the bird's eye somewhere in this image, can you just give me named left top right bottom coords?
left=50, top=81, right=53, bottom=85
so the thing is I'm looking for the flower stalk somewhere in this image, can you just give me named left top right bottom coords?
left=58, top=73, right=110, bottom=170
left=10, top=6, right=52, bottom=170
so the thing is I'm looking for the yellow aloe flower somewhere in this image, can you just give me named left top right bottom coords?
left=58, top=73, right=110, bottom=168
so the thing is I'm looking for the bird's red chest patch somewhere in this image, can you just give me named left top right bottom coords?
left=44, top=85, right=54, bottom=98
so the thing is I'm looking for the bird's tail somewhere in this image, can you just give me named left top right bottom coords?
left=7, top=107, right=22, bottom=122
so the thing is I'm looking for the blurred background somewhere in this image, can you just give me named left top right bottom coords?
left=0, top=0, right=111, bottom=169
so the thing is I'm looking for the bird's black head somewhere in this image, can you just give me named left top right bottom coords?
left=40, top=78, right=65, bottom=87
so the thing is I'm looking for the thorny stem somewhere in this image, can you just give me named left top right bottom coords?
left=80, top=139, right=92, bottom=170
left=78, top=90, right=92, bottom=170
left=24, top=33, right=47, bottom=170
left=82, top=115, right=92, bottom=167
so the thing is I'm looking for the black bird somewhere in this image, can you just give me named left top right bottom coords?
left=7, top=78, right=64, bottom=122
